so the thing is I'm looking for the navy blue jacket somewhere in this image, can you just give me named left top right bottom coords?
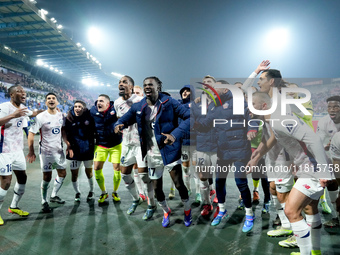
left=115, top=93, right=190, bottom=165
left=65, top=107, right=95, bottom=161
left=178, top=85, right=196, bottom=146
left=195, top=90, right=255, bottom=161
left=90, top=101, right=122, bottom=148
left=191, top=100, right=217, bottom=152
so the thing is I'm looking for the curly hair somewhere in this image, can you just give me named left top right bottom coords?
left=143, top=76, right=162, bottom=91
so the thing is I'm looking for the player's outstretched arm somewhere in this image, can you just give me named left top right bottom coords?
left=241, top=60, right=271, bottom=92
left=161, top=133, right=175, bottom=145
left=114, top=124, right=124, bottom=134
left=0, top=107, right=28, bottom=126
left=26, top=132, right=36, bottom=163
left=31, top=109, right=44, bottom=117
left=62, top=127, right=73, bottom=158
left=247, top=125, right=276, bottom=173
left=254, top=60, right=271, bottom=75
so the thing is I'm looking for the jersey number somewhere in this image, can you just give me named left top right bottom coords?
left=6, top=164, right=12, bottom=173
left=148, top=168, right=156, bottom=176
left=198, top=158, right=205, bottom=165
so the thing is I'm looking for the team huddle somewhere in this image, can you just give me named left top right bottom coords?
left=0, top=61, right=339, bottom=255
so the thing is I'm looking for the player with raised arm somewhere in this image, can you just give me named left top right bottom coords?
left=0, top=85, right=36, bottom=225
left=247, top=86, right=332, bottom=255
left=27, top=93, right=67, bottom=213
left=114, top=76, right=156, bottom=219
left=64, top=100, right=96, bottom=202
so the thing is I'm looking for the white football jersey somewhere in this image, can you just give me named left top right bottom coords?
left=30, top=111, right=64, bottom=155
left=114, top=94, right=142, bottom=146
left=330, top=132, right=340, bottom=160
left=316, top=114, right=340, bottom=147
left=0, top=102, right=31, bottom=153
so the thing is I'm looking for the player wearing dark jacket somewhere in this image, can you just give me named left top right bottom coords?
left=64, top=101, right=96, bottom=202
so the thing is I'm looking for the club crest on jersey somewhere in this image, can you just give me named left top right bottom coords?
left=110, top=111, right=115, bottom=115
left=85, top=120, right=89, bottom=125
left=52, top=127, right=60, bottom=134
left=223, top=103, right=229, bottom=109
left=59, top=119, right=63, bottom=124
left=0, top=168, right=6, bottom=174
left=182, top=154, right=189, bottom=160
left=17, top=120, right=22, bottom=127
left=151, top=122, right=155, bottom=129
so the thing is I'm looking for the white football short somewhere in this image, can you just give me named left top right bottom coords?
left=0, top=151, right=26, bottom=176
left=196, top=151, right=217, bottom=167
left=120, top=145, right=146, bottom=168
left=40, top=152, right=67, bottom=172
left=69, top=160, right=93, bottom=170
left=148, top=160, right=181, bottom=180
left=293, top=177, right=324, bottom=201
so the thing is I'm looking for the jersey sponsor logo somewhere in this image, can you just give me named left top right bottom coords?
left=302, top=184, right=311, bottom=190
left=17, top=120, right=22, bottom=127
left=285, top=124, right=294, bottom=133
left=52, top=127, right=60, bottom=134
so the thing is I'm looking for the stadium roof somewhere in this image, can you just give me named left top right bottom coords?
left=0, top=0, right=115, bottom=86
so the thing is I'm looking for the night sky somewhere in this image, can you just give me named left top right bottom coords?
left=36, top=0, right=340, bottom=90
